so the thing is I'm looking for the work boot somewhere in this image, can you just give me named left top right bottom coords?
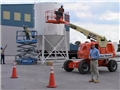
left=94, top=80, right=99, bottom=83
left=89, top=79, right=94, bottom=82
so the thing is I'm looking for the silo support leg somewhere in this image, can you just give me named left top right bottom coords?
left=41, top=34, right=45, bottom=64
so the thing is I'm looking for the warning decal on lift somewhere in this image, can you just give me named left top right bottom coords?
left=21, top=59, right=33, bottom=63
left=100, top=54, right=113, bottom=59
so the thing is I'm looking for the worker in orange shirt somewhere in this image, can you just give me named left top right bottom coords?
left=55, top=5, right=64, bottom=20
left=58, top=5, right=64, bottom=19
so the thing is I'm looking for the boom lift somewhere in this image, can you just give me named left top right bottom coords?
left=45, top=10, right=118, bottom=74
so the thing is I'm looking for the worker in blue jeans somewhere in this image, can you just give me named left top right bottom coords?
left=1, top=45, right=7, bottom=64
left=89, top=42, right=100, bottom=83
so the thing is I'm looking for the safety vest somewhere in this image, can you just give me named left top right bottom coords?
left=1, top=49, right=4, bottom=55
left=25, top=28, right=29, bottom=35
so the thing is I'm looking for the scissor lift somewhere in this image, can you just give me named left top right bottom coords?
left=16, top=30, right=38, bottom=65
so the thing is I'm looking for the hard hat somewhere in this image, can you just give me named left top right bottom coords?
left=23, top=25, right=27, bottom=29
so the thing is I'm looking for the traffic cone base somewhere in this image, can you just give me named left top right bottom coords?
left=11, top=76, right=18, bottom=78
left=47, top=85, right=57, bottom=88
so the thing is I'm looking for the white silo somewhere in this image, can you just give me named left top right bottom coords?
left=34, top=2, right=69, bottom=63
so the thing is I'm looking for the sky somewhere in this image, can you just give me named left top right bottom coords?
left=1, top=0, right=120, bottom=44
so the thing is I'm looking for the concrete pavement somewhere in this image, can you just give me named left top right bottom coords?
left=1, top=57, right=120, bottom=90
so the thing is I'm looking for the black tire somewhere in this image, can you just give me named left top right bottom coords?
left=76, top=55, right=78, bottom=59
left=108, top=60, right=117, bottom=72
left=69, top=55, right=72, bottom=59
left=63, top=60, right=74, bottom=72
left=78, top=60, right=90, bottom=74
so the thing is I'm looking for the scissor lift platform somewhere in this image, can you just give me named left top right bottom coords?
left=16, top=30, right=38, bottom=65
left=17, top=40, right=37, bottom=44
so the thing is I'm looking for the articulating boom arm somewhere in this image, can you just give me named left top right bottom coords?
left=68, top=23, right=108, bottom=47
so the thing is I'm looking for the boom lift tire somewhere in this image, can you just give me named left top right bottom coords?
left=69, top=55, right=72, bottom=59
left=63, top=60, right=74, bottom=72
left=108, top=60, right=117, bottom=72
left=78, top=60, right=90, bottom=74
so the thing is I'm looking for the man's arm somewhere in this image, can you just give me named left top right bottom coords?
left=63, top=8, right=64, bottom=12
left=89, top=50, right=92, bottom=59
left=4, top=45, right=7, bottom=50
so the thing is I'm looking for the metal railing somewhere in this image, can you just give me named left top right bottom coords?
left=16, top=30, right=38, bottom=41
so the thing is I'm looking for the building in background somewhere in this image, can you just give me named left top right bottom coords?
left=1, top=4, right=34, bottom=55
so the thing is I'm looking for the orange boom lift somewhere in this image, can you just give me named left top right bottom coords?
left=45, top=9, right=118, bottom=74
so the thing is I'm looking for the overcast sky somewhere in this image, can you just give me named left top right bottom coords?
left=1, top=0, right=120, bottom=43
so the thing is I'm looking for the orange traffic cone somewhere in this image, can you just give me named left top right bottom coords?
left=11, top=60, right=18, bottom=78
left=47, top=63, right=57, bottom=88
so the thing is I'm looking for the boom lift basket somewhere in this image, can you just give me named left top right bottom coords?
left=45, top=9, right=70, bottom=24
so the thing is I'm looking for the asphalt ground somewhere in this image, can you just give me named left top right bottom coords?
left=1, top=57, right=120, bottom=90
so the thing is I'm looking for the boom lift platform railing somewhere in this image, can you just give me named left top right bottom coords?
left=16, top=30, right=38, bottom=65
left=45, top=10, right=69, bottom=24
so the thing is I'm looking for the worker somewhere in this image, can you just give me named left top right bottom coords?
left=89, top=42, right=100, bottom=83
left=58, top=5, right=64, bottom=19
left=1, top=45, right=7, bottom=64
left=55, top=5, right=64, bottom=20
left=23, top=25, right=30, bottom=40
